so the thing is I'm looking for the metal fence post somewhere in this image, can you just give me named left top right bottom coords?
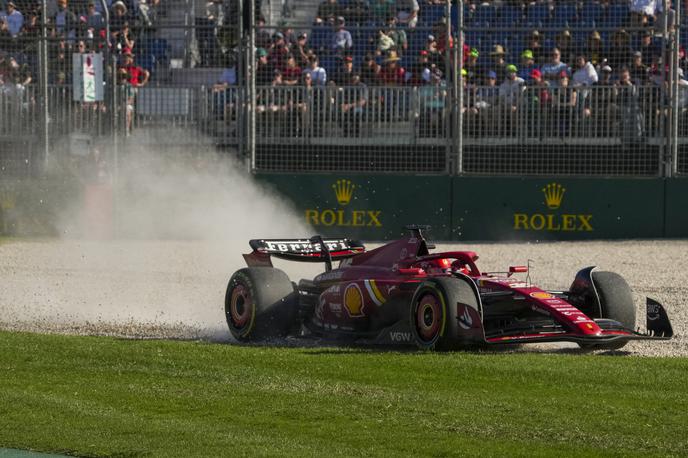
left=112, top=55, right=119, bottom=184
left=671, top=0, right=681, bottom=177
left=446, top=0, right=454, bottom=175
left=455, top=0, right=464, bottom=176
left=657, top=0, right=669, bottom=177
left=246, top=0, right=256, bottom=173
left=40, top=0, right=49, bottom=171
left=237, top=0, right=245, bottom=160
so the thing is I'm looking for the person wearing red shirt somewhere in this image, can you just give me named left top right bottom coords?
left=281, top=55, right=302, bottom=85
left=120, top=51, right=150, bottom=87
left=118, top=50, right=149, bottom=134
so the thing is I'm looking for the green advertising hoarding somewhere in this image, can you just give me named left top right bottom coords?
left=0, top=179, right=82, bottom=236
left=257, top=175, right=675, bottom=241
left=665, top=179, right=688, bottom=237
left=256, top=174, right=453, bottom=240
left=4, top=175, right=680, bottom=240
left=451, top=178, right=665, bottom=240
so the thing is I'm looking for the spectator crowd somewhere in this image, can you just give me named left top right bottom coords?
left=1, top=0, right=165, bottom=135
left=3, top=0, right=688, bottom=140
left=242, top=0, right=688, bottom=140
left=0, top=0, right=160, bottom=94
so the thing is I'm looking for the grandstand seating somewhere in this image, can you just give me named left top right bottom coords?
left=419, top=4, right=445, bottom=27
left=552, top=3, right=577, bottom=28
left=494, top=5, right=522, bottom=29
left=472, top=3, right=497, bottom=28
left=579, top=1, right=604, bottom=27
left=525, top=2, right=549, bottom=28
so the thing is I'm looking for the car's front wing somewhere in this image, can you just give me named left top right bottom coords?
left=485, top=298, right=673, bottom=346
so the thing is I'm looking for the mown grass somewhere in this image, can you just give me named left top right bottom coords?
left=0, top=331, right=686, bottom=458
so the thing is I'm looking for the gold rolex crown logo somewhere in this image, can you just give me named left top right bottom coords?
left=333, top=179, right=355, bottom=206
left=542, top=183, right=565, bottom=210
left=0, top=189, right=17, bottom=211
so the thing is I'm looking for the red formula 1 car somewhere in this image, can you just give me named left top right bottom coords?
left=225, top=226, right=673, bottom=350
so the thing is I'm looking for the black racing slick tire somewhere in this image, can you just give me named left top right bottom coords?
left=225, top=267, right=298, bottom=342
left=593, top=271, right=636, bottom=330
left=409, top=277, right=480, bottom=351
left=580, top=271, right=636, bottom=350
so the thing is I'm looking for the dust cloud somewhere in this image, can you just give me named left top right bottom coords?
left=0, top=129, right=317, bottom=340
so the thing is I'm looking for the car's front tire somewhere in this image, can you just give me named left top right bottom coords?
left=579, top=271, right=636, bottom=350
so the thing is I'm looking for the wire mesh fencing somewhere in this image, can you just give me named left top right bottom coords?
left=251, top=84, right=449, bottom=172
left=457, top=0, right=679, bottom=177
left=2, top=0, right=687, bottom=176
left=461, top=84, right=663, bottom=175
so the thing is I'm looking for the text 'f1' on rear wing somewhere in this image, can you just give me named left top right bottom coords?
left=243, top=237, right=366, bottom=268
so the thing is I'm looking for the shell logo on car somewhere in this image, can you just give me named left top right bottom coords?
left=305, top=179, right=383, bottom=227
left=513, top=182, right=593, bottom=232
left=343, top=283, right=365, bottom=317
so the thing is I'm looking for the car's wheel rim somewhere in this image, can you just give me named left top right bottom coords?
left=416, top=293, right=441, bottom=342
left=230, top=284, right=252, bottom=328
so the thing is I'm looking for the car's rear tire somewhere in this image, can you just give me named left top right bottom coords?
left=579, top=271, right=635, bottom=351
left=225, top=267, right=298, bottom=342
left=409, top=277, right=480, bottom=351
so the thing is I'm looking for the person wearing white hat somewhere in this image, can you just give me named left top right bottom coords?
left=110, top=0, right=128, bottom=40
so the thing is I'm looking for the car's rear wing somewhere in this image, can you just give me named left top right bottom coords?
left=243, top=237, right=365, bottom=269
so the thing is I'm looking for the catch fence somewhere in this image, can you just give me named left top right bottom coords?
left=1, top=0, right=687, bottom=176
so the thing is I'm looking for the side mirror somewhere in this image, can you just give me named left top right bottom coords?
left=509, top=266, right=528, bottom=274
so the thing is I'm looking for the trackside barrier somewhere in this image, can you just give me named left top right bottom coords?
left=664, top=179, right=688, bottom=237
left=1, top=176, right=686, bottom=240
left=254, top=174, right=453, bottom=240
left=256, top=174, right=684, bottom=241
left=0, top=180, right=81, bottom=236
left=451, top=178, right=665, bottom=240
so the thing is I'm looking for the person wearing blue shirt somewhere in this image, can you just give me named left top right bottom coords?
left=332, top=16, right=352, bottom=56
left=541, top=48, right=569, bottom=87
left=85, top=1, right=105, bottom=32
left=518, top=49, right=539, bottom=82
left=5, top=2, right=23, bottom=38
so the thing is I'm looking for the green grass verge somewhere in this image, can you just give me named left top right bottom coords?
left=1, top=331, right=686, bottom=458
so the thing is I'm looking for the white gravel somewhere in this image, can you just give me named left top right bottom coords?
left=0, top=239, right=685, bottom=357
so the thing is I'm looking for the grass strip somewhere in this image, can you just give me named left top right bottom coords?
left=1, top=331, right=686, bottom=457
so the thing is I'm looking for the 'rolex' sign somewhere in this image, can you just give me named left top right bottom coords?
left=305, top=179, right=383, bottom=227
left=513, top=182, right=593, bottom=232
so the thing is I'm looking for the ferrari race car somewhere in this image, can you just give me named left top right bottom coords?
left=224, top=226, right=673, bottom=350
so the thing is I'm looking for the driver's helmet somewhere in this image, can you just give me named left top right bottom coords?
left=424, top=258, right=452, bottom=273
left=451, top=259, right=470, bottom=275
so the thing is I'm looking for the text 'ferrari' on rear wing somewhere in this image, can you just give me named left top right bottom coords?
left=244, top=238, right=366, bottom=267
